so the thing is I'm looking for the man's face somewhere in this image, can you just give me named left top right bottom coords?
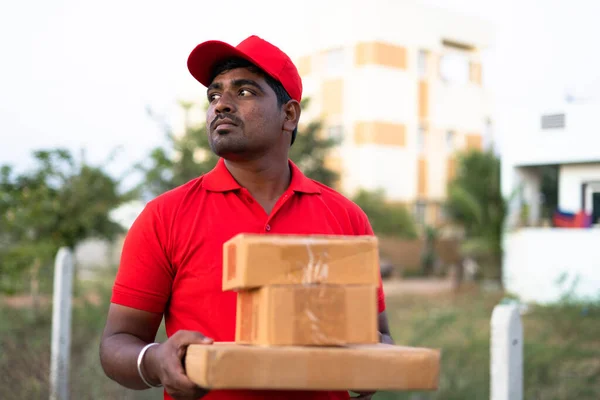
left=205, top=67, right=285, bottom=159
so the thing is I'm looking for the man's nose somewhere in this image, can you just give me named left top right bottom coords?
left=215, top=92, right=237, bottom=114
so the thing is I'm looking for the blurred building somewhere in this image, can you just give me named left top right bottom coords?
left=74, top=200, right=146, bottom=279
left=295, top=0, right=494, bottom=227
left=502, top=101, right=600, bottom=304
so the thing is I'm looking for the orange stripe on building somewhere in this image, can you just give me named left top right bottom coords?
left=418, top=80, right=429, bottom=119
left=447, top=157, right=457, bottom=181
left=417, top=157, right=428, bottom=197
left=321, top=79, right=344, bottom=115
left=297, top=55, right=312, bottom=76
left=469, top=61, right=482, bottom=85
left=354, top=122, right=406, bottom=147
left=465, top=134, right=482, bottom=150
left=355, top=42, right=407, bottom=69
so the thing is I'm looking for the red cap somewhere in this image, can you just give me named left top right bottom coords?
left=187, top=35, right=302, bottom=102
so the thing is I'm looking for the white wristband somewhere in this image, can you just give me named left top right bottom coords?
left=137, top=342, right=162, bottom=388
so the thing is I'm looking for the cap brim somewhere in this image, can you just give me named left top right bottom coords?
left=187, top=40, right=258, bottom=88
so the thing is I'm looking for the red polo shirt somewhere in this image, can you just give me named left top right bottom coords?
left=112, top=158, right=386, bottom=400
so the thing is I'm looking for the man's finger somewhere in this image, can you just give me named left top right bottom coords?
left=164, top=367, right=207, bottom=399
left=173, top=331, right=213, bottom=360
left=175, top=330, right=214, bottom=345
left=169, top=373, right=200, bottom=392
left=166, top=353, right=205, bottom=389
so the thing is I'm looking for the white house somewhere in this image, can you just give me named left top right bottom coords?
left=501, top=102, right=600, bottom=304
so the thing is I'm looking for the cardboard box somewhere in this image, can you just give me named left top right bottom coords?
left=223, top=234, right=380, bottom=291
left=236, top=285, right=378, bottom=346
left=185, top=342, right=441, bottom=392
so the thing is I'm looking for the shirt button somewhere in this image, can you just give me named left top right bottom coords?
left=265, top=224, right=271, bottom=232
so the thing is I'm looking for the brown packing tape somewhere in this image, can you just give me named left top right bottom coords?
left=276, top=240, right=377, bottom=284
left=223, top=234, right=380, bottom=290
left=294, top=287, right=346, bottom=344
left=235, top=285, right=378, bottom=346
left=292, top=285, right=346, bottom=346
left=185, top=342, right=441, bottom=391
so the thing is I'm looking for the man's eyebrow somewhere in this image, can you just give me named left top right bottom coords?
left=231, top=79, right=265, bottom=93
left=207, top=82, right=222, bottom=92
left=206, top=79, right=265, bottom=93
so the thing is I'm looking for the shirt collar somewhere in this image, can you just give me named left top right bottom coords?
left=202, top=158, right=321, bottom=194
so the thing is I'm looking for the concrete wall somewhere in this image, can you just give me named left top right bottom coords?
left=378, top=236, right=461, bottom=272
left=430, top=80, right=490, bottom=134
left=73, top=235, right=125, bottom=280
left=344, top=145, right=417, bottom=201
left=506, top=103, right=600, bottom=168
left=503, top=228, right=600, bottom=304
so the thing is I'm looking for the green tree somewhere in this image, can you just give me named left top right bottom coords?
left=352, top=189, right=418, bottom=238
left=137, top=98, right=340, bottom=198
left=0, top=148, right=134, bottom=297
left=444, top=149, right=506, bottom=284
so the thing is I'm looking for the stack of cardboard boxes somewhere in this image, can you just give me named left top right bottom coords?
left=226, top=234, right=381, bottom=347
left=185, top=234, right=441, bottom=392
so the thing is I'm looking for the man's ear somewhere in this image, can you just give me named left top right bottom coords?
left=282, top=100, right=301, bottom=133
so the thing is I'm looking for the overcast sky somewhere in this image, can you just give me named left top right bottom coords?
left=1, top=0, right=599, bottom=188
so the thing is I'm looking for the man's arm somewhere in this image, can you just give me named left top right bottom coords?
left=100, top=304, right=212, bottom=399
left=99, top=304, right=163, bottom=390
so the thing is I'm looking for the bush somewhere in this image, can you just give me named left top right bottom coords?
left=377, top=290, right=600, bottom=400
left=352, top=189, right=418, bottom=239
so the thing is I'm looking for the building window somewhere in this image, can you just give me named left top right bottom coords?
left=439, top=52, right=469, bottom=84
left=446, top=130, right=455, bottom=150
left=483, top=118, right=493, bottom=149
left=325, top=48, right=345, bottom=77
left=438, top=204, right=447, bottom=222
left=418, top=50, right=428, bottom=78
left=327, top=125, right=344, bottom=143
left=417, top=125, right=426, bottom=153
left=414, top=201, right=426, bottom=225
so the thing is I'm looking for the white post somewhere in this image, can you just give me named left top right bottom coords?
left=490, top=304, right=523, bottom=400
left=50, top=247, right=74, bottom=400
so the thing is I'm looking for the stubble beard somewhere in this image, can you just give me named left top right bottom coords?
left=208, top=132, right=251, bottom=158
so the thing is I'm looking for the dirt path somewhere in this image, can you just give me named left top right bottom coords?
left=383, top=277, right=456, bottom=297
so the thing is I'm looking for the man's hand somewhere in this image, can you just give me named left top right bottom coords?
left=144, top=330, right=213, bottom=400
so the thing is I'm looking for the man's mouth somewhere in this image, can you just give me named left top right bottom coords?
left=215, top=122, right=236, bottom=131
left=212, top=116, right=240, bottom=133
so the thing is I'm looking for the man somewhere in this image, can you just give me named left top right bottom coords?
left=99, top=35, right=394, bottom=400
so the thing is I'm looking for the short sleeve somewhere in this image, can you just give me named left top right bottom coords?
left=355, top=207, right=387, bottom=313
left=111, top=200, right=174, bottom=314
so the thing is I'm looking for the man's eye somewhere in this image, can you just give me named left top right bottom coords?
left=239, top=89, right=253, bottom=97
left=208, top=93, right=221, bottom=102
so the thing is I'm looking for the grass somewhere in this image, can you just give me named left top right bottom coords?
left=1, top=276, right=599, bottom=399
left=379, top=287, right=600, bottom=400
